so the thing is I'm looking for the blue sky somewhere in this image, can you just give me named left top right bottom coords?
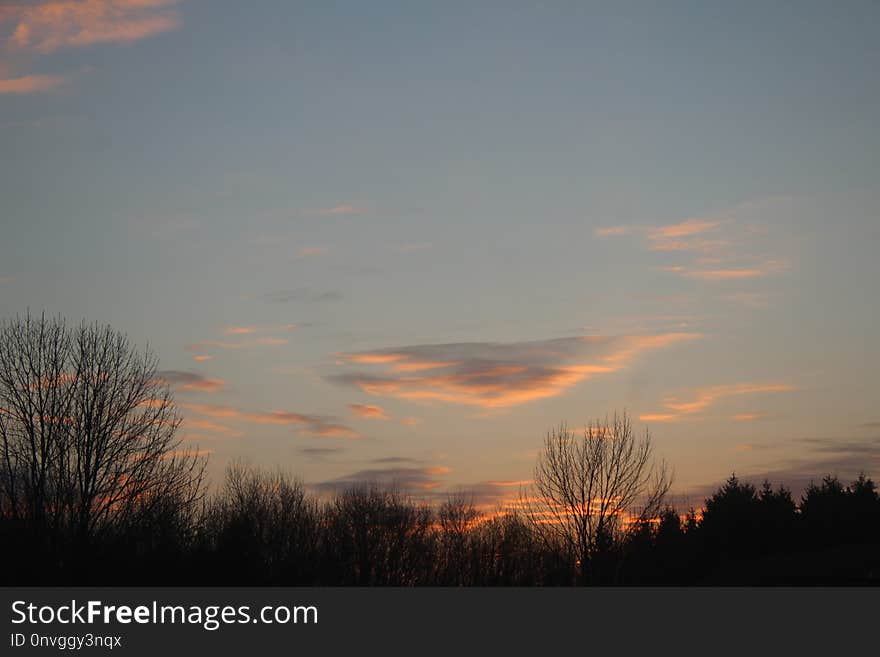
left=2, top=1, right=879, bottom=508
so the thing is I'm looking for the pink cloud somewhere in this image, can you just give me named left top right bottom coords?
left=180, top=402, right=360, bottom=439
left=349, top=403, right=390, bottom=420
left=640, top=383, right=793, bottom=423
left=2, top=1, right=183, bottom=54
left=331, top=333, right=699, bottom=410
left=0, top=73, right=66, bottom=94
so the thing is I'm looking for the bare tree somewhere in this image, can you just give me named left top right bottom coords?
left=322, top=485, right=434, bottom=585
left=521, top=412, right=671, bottom=584
left=0, top=312, right=206, bottom=556
left=204, top=461, right=319, bottom=584
left=435, top=493, right=480, bottom=585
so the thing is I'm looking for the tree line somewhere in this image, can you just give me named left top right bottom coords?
left=1, top=313, right=878, bottom=585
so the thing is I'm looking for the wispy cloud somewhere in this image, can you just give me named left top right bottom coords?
left=265, top=288, right=342, bottom=304
left=640, top=383, right=792, bottom=423
left=185, top=324, right=294, bottom=355
left=0, top=1, right=183, bottom=95
left=349, top=403, right=390, bottom=420
left=182, top=418, right=243, bottom=438
left=329, top=333, right=699, bottom=409
left=732, top=413, right=765, bottom=422
left=299, top=447, right=344, bottom=459
left=0, top=72, right=66, bottom=94
left=312, top=465, right=451, bottom=494
left=596, top=218, right=723, bottom=252
left=295, top=246, right=328, bottom=259
left=295, top=204, right=369, bottom=218
left=180, top=402, right=359, bottom=439
left=594, top=225, right=635, bottom=237
left=680, top=259, right=789, bottom=281
left=596, top=200, right=792, bottom=283
left=1, top=0, right=183, bottom=54
left=157, top=370, right=225, bottom=393
left=222, top=326, right=258, bottom=335
left=449, top=479, right=536, bottom=512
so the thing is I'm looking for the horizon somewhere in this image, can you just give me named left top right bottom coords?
left=2, top=1, right=879, bottom=511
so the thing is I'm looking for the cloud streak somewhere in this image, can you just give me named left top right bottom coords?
left=596, top=218, right=723, bottom=252
left=312, top=465, right=451, bottom=494
left=157, top=370, right=225, bottom=393
left=596, top=202, right=791, bottom=283
left=296, top=204, right=369, bottom=218
left=2, top=0, right=183, bottom=54
left=185, top=324, right=295, bottom=355
left=640, top=383, right=792, bottom=423
left=180, top=402, right=359, bottom=439
left=0, top=73, right=66, bottom=94
left=349, top=403, right=390, bottom=420
left=329, top=333, right=699, bottom=409
left=264, top=288, right=342, bottom=304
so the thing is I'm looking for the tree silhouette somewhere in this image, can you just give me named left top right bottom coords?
left=0, top=312, right=206, bottom=579
left=522, top=412, right=671, bottom=584
left=801, top=473, right=880, bottom=547
left=201, top=462, right=319, bottom=584
left=435, top=493, right=480, bottom=585
left=1, top=312, right=878, bottom=585
left=321, top=486, right=434, bottom=585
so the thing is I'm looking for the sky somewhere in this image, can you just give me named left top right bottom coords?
left=2, top=1, right=879, bottom=510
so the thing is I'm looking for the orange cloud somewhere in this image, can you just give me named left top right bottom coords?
left=0, top=73, right=66, bottom=94
left=648, top=219, right=720, bottom=240
left=252, top=336, right=288, bottom=347
left=597, top=205, right=790, bottom=284
left=191, top=355, right=214, bottom=362
left=637, top=413, right=678, bottom=423
left=295, top=246, right=327, bottom=259
left=349, top=403, right=390, bottom=420
left=339, top=353, right=408, bottom=365
left=681, top=260, right=789, bottom=280
left=223, top=326, right=258, bottom=335
left=485, top=480, right=533, bottom=487
left=597, top=219, right=721, bottom=252
left=594, top=225, right=635, bottom=237
left=2, top=0, right=183, bottom=54
left=684, top=268, right=764, bottom=280
left=640, top=383, right=792, bottom=423
left=180, top=402, right=359, bottom=439
left=330, top=333, right=699, bottom=409
left=183, top=418, right=243, bottom=437
left=185, top=325, right=292, bottom=354
left=179, top=402, right=240, bottom=419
